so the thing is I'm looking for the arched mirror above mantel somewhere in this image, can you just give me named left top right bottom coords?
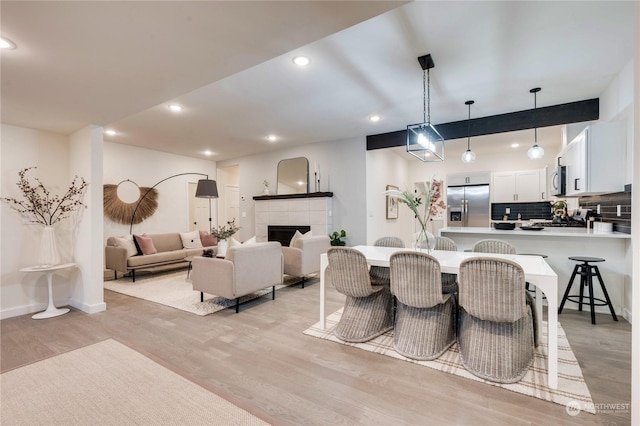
left=277, top=157, right=309, bottom=195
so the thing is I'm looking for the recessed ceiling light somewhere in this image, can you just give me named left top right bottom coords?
left=104, top=129, right=117, bottom=136
left=168, top=104, right=183, bottom=112
left=0, top=37, right=16, bottom=49
left=369, top=115, right=381, bottom=122
left=267, top=135, right=278, bottom=142
left=511, top=143, right=520, bottom=148
left=203, top=150, right=213, bottom=156
left=292, top=56, right=311, bottom=67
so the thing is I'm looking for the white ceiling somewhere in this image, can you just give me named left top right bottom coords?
left=1, top=1, right=635, bottom=162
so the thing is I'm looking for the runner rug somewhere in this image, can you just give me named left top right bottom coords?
left=0, top=339, right=268, bottom=425
left=304, top=308, right=595, bottom=414
left=104, top=270, right=299, bottom=315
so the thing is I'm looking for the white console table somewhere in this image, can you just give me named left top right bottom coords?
left=20, top=263, right=76, bottom=319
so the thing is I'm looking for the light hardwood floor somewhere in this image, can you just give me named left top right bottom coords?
left=1, top=277, right=631, bottom=425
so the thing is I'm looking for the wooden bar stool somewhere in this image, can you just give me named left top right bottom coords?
left=558, top=256, right=618, bottom=324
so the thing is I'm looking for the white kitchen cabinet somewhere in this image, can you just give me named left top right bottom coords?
left=540, top=166, right=549, bottom=200
left=492, top=170, right=543, bottom=202
left=446, top=171, right=490, bottom=186
left=563, top=122, right=625, bottom=196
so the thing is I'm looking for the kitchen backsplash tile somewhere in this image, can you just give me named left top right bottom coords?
left=579, top=191, right=631, bottom=234
left=491, top=202, right=553, bottom=221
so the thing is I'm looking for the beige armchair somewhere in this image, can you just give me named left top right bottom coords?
left=282, top=235, right=330, bottom=288
left=191, top=241, right=283, bottom=313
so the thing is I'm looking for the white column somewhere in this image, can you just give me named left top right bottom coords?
left=68, top=125, right=106, bottom=313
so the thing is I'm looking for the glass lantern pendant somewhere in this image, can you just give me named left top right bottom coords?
left=407, top=54, right=444, bottom=162
left=461, top=100, right=476, bottom=163
left=527, top=87, right=545, bottom=160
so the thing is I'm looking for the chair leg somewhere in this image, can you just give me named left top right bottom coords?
left=235, top=298, right=240, bottom=313
left=132, top=269, right=136, bottom=283
left=114, top=271, right=117, bottom=280
left=578, top=265, right=587, bottom=312
left=593, top=265, right=618, bottom=322
left=587, top=266, right=596, bottom=324
left=301, top=277, right=306, bottom=289
left=200, top=291, right=204, bottom=303
left=272, top=286, right=276, bottom=300
left=559, top=265, right=580, bottom=314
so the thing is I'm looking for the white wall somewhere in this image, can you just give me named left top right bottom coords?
left=366, top=148, right=413, bottom=246
left=1, top=124, right=73, bottom=318
left=218, top=136, right=367, bottom=246
left=103, top=142, right=217, bottom=241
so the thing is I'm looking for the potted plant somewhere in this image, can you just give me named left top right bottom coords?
left=329, top=229, right=346, bottom=246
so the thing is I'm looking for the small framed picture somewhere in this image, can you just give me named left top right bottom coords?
left=386, top=185, right=399, bottom=220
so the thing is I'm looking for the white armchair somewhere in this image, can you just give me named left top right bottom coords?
left=282, top=235, right=331, bottom=288
left=191, top=241, right=283, bottom=313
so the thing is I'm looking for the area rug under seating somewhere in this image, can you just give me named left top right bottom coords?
left=304, top=308, right=595, bottom=413
left=104, top=270, right=299, bottom=315
left=0, top=339, right=268, bottom=425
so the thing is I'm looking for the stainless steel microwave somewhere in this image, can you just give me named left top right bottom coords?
left=552, top=165, right=566, bottom=196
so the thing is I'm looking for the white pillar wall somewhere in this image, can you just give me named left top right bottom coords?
left=68, top=125, right=106, bottom=314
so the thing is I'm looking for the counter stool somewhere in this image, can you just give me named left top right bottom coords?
left=519, top=253, right=548, bottom=300
left=558, top=256, right=618, bottom=325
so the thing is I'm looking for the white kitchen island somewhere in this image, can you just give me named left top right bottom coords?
left=440, top=226, right=632, bottom=320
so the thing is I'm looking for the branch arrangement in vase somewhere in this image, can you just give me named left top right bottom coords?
left=211, top=219, right=240, bottom=240
left=1, top=167, right=88, bottom=226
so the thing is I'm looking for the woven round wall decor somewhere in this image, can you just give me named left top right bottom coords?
left=103, top=180, right=158, bottom=225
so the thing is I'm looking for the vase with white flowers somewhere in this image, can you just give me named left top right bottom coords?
left=210, top=219, right=241, bottom=257
left=1, top=167, right=88, bottom=266
left=383, top=175, right=445, bottom=252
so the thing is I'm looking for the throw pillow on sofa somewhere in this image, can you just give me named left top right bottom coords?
left=228, top=236, right=257, bottom=247
left=134, top=234, right=158, bottom=255
left=180, top=230, right=203, bottom=249
left=199, top=230, right=218, bottom=247
left=113, top=235, right=138, bottom=257
left=290, top=230, right=312, bottom=247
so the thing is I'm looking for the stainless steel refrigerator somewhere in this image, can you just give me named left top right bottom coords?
left=446, top=184, right=490, bottom=227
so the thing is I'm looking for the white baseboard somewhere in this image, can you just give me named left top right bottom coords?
left=623, top=308, right=632, bottom=324
left=68, top=298, right=106, bottom=314
left=0, top=303, right=43, bottom=320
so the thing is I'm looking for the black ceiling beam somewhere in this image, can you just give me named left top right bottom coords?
left=366, top=98, right=599, bottom=150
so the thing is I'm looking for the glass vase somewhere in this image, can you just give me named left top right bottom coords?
left=38, top=226, right=61, bottom=267
left=414, top=229, right=436, bottom=252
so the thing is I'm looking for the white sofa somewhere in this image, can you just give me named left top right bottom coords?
left=282, top=235, right=331, bottom=288
left=191, top=241, right=284, bottom=313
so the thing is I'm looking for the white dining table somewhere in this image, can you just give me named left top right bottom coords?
left=319, top=245, right=559, bottom=389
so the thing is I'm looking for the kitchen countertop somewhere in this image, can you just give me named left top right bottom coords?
left=440, top=226, right=630, bottom=239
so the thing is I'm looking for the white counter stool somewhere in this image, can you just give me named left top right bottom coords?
left=558, top=256, right=618, bottom=325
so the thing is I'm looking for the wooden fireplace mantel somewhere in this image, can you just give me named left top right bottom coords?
left=252, top=192, right=333, bottom=201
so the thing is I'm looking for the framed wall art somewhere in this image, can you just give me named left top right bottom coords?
left=386, top=185, right=399, bottom=220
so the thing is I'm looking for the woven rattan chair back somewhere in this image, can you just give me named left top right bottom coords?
left=390, top=251, right=444, bottom=308
left=374, top=236, right=405, bottom=248
left=327, top=247, right=375, bottom=298
left=458, top=257, right=528, bottom=322
left=472, top=239, right=516, bottom=254
left=434, top=236, right=456, bottom=251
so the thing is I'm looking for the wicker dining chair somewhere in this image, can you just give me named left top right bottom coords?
left=457, top=257, right=538, bottom=383
left=472, top=239, right=516, bottom=254
left=434, top=236, right=458, bottom=294
left=328, top=247, right=394, bottom=343
left=389, top=251, right=456, bottom=360
left=369, top=236, right=405, bottom=286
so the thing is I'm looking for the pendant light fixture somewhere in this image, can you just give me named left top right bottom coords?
left=527, top=87, right=544, bottom=160
left=461, top=100, right=476, bottom=163
left=406, top=54, right=444, bottom=162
